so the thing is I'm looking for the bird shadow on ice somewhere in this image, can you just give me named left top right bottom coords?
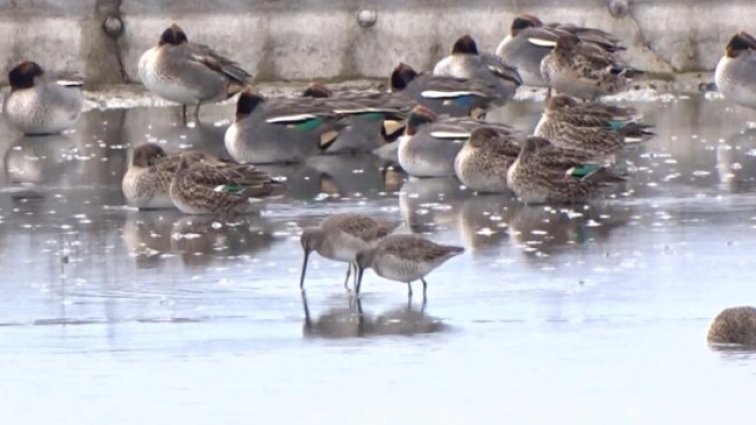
left=300, top=292, right=447, bottom=339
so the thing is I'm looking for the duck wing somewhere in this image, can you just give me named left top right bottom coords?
left=188, top=43, right=253, bottom=86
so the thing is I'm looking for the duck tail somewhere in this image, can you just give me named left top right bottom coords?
left=614, top=66, right=645, bottom=79
left=317, top=117, right=350, bottom=152
left=582, top=167, right=627, bottom=185
left=618, top=122, right=655, bottom=142
left=266, top=179, right=288, bottom=197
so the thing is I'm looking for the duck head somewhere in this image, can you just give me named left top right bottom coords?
left=452, top=35, right=479, bottom=55
left=236, top=87, right=264, bottom=120
left=545, top=95, right=579, bottom=112
left=522, top=136, right=552, bottom=154
left=390, top=63, right=418, bottom=92
left=405, top=105, right=437, bottom=136
left=302, top=81, right=332, bottom=98
left=468, top=127, right=502, bottom=149
left=725, top=31, right=756, bottom=58
left=8, top=61, right=44, bottom=90
left=511, top=14, right=543, bottom=37
left=132, top=143, right=167, bottom=168
left=159, top=23, right=189, bottom=46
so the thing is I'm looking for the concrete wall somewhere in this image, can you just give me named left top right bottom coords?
left=0, top=0, right=754, bottom=86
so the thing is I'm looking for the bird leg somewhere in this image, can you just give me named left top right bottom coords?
left=355, top=266, right=365, bottom=297
left=407, top=282, right=413, bottom=298
left=301, top=291, right=312, bottom=327
left=421, top=278, right=428, bottom=300
left=194, top=103, right=201, bottom=119
left=343, top=263, right=352, bottom=292
left=182, top=104, right=188, bottom=124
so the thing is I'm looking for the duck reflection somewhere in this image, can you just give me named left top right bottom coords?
left=256, top=155, right=402, bottom=201
left=122, top=210, right=182, bottom=268
left=301, top=293, right=445, bottom=339
left=306, top=154, right=398, bottom=196
left=171, top=215, right=278, bottom=267
left=121, top=106, right=229, bottom=158
left=399, top=177, right=467, bottom=232
left=3, top=134, right=77, bottom=184
left=455, top=193, right=517, bottom=252
left=507, top=202, right=631, bottom=259
left=485, top=100, right=545, bottom=134
left=717, top=128, right=756, bottom=192
left=122, top=211, right=279, bottom=268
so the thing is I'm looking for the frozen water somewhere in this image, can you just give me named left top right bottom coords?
left=1, top=90, right=756, bottom=425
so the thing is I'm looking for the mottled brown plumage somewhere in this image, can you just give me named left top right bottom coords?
left=543, top=95, right=640, bottom=124
left=540, top=34, right=641, bottom=100
left=454, top=127, right=521, bottom=193
left=168, top=152, right=282, bottom=214
left=534, top=115, right=626, bottom=157
left=707, top=306, right=756, bottom=346
left=122, top=143, right=227, bottom=209
left=355, top=234, right=464, bottom=298
left=299, top=214, right=402, bottom=291
left=496, top=14, right=623, bottom=87
left=507, top=136, right=624, bottom=204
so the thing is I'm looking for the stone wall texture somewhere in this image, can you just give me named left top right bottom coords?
left=0, top=0, right=754, bottom=86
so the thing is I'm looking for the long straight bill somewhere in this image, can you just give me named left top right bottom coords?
left=299, top=251, right=310, bottom=290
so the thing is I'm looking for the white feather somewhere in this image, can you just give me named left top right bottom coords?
left=430, top=131, right=471, bottom=139
left=421, top=90, right=483, bottom=99
left=527, top=37, right=557, bottom=47
left=333, top=108, right=394, bottom=114
left=266, top=114, right=318, bottom=124
left=56, top=79, right=84, bottom=87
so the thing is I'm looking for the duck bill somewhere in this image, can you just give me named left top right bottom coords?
left=299, top=251, right=310, bottom=290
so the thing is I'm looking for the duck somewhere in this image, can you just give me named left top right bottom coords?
left=301, top=81, right=333, bottom=98
left=123, top=143, right=213, bottom=209
left=533, top=95, right=653, bottom=157
left=432, top=35, right=522, bottom=105
left=389, top=62, right=499, bottom=119
left=224, top=87, right=347, bottom=164
left=715, top=31, right=756, bottom=110
left=169, top=152, right=283, bottom=215
left=534, top=94, right=644, bottom=130
left=397, top=105, right=516, bottom=178
left=122, top=143, right=279, bottom=210
left=540, top=33, right=642, bottom=100
left=495, top=14, right=623, bottom=87
left=707, top=306, right=756, bottom=347
left=454, top=127, right=522, bottom=193
left=301, top=81, right=409, bottom=153
left=355, top=234, right=464, bottom=299
left=299, top=213, right=402, bottom=292
left=506, top=136, right=625, bottom=204
left=138, top=23, right=253, bottom=120
left=3, top=61, right=83, bottom=135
